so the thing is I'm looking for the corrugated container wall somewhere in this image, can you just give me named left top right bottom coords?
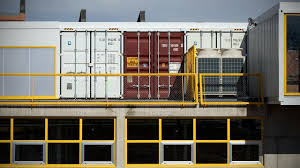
left=186, top=31, right=246, bottom=50
left=123, top=32, right=184, bottom=99
left=60, top=31, right=122, bottom=99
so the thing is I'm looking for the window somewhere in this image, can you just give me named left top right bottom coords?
left=48, top=143, right=79, bottom=164
left=162, top=119, right=193, bottom=140
left=127, top=143, right=159, bottom=164
left=48, top=119, right=79, bottom=140
left=126, top=117, right=263, bottom=166
left=127, top=119, right=158, bottom=140
left=3, top=118, right=115, bottom=166
left=0, top=119, right=10, bottom=140
left=229, top=141, right=262, bottom=165
left=161, top=141, right=194, bottom=165
left=285, top=14, right=300, bottom=94
left=81, top=142, right=114, bottom=164
left=14, top=119, right=44, bottom=140
left=230, top=119, right=261, bottom=140
left=196, top=143, right=227, bottom=163
left=0, top=143, right=10, bottom=164
left=196, top=119, right=227, bottom=140
left=83, top=119, right=114, bottom=140
left=13, top=141, right=46, bottom=165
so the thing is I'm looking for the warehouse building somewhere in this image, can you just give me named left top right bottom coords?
left=0, top=2, right=299, bottom=168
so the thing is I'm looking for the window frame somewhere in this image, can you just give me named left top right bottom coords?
left=160, top=141, right=194, bottom=165
left=125, top=117, right=264, bottom=167
left=81, top=141, right=114, bottom=165
left=12, top=141, right=46, bottom=165
left=229, top=141, right=262, bottom=165
left=283, top=13, right=300, bottom=96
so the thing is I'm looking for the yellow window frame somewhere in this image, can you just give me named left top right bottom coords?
left=0, top=117, right=116, bottom=168
left=283, top=14, right=300, bottom=96
left=125, top=117, right=264, bottom=168
left=0, top=46, right=58, bottom=100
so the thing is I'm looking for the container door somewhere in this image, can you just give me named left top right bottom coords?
left=153, top=32, right=184, bottom=99
left=217, top=31, right=246, bottom=48
left=186, top=31, right=217, bottom=49
left=123, top=32, right=153, bottom=99
left=61, top=31, right=91, bottom=98
left=91, top=31, right=122, bottom=98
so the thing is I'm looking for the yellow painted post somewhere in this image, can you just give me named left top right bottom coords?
left=10, top=118, right=13, bottom=164
left=159, top=118, right=162, bottom=165
left=227, top=118, right=230, bottom=164
left=114, top=118, right=116, bottom=166
left=125, top=118, right=127, bottom=166
left=182, top=74, right=184, bottom=104
left=193, top=118, right=196, bottom=164
left=45, top=118, right=48, bottom=164
left=79, top=118, right=82, bottom=164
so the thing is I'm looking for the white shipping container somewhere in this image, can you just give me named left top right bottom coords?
left=91, top=31, right=122, bottom=98
left=186, top=30, right=246, bottom=50
left=61, top=31, right=122, bottom=99
left=61, top=32, right=91, bottom=98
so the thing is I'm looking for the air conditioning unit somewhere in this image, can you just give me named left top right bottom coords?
left=197, top=48, right=246, bottom=97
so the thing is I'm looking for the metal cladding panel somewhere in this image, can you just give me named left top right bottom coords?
left=0, top=48, right=55, bottom=97
left=123, top=32, right=184, bottom=99
left=91, top=31, right=122, bottom=98
left=61, top=32, right=91, bottom=98
left=248, top=9, right=279, bottom=103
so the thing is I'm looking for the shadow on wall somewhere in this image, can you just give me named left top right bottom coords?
left=264, top=104, right=300, bottom=155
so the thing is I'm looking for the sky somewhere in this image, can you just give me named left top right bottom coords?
left=0, top=0, right=299, bottom=22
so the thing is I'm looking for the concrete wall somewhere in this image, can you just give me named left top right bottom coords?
left=264, top=105, right=300, bottom=168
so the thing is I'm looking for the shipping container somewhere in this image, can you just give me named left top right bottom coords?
left=247, top=2, right=300, bottom=105
left=123, top=32, right=184, bottom=99
left=186, top=30, right=246, bottom=50
left=61, top=31, right=122, bottom=99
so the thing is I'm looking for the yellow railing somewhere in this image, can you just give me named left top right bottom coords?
left=186, top=45, right=197, bottom=100
left=199, top=73, right=264, bottom=105
left=0, top=73, right=198, bottom=106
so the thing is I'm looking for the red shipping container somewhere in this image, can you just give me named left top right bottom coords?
left=123, top=32, right=184, bottom=99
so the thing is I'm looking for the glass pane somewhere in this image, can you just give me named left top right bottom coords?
left=127, top=119, right=158, bottom=140
left=0, top=143, right=10, bottom=164
left=196, top=143, right=227, bottom=163
left=84, top=145, right=111, bottom=162
left=48, top=143, right=79, bottom=164
left=286, top=15, right=300, bottom=93
left=232, top=145, right=259, bottom=161
left=197, top=119, right=227, bottom=140
left=0, top=119, right=10, bottom=140
left=48, top=119, right=79, bottom=140
left=162, top=119, right=193, bottom=140
left=14, top=119, right=45, bottom=140
left=164, top=145, right=191, bottom=161
left=127, top=143, right=159, bottom=164
left=230, top=119, right=261, bottom=140
left=15, top=145, right=43, bottom=161
left=83, top=119, right=114, bottom=140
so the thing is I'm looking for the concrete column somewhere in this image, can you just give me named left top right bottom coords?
left=116, top=110, right=125, bottom=168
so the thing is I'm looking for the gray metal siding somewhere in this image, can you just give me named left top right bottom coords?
left=248, top=13, right=279, bottom=102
